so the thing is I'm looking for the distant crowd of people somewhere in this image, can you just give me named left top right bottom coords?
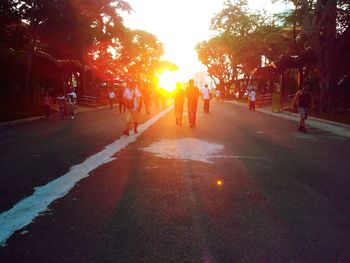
left=107, top=81, right=156, bottom=116
left=120, top=78, right=206, bottom=135
left=42, top=89, right=77, bottom=120
left=41, top=78, right=312, bottom=135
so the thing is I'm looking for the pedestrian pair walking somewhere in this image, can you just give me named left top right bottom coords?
left=174, top=79, right=199, bottom=128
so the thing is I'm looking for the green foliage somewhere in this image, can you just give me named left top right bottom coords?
left=196, top=35, right=237, bottom=89
left=114, top=29, right=165, bottom=81
left=0, top=0, right=172, bottom=98
left=197, top=0, right=294, bottom=93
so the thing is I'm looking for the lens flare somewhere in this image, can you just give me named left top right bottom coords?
left=216, top=180, right=223, bottom=186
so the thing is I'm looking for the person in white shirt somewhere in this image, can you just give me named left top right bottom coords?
left=248, top=89, right=256, bottom=111
left=202, top=84, right=210, bottom=113
left=215, top=89, right=220, bottom=103
left=122, top=81, right=142, bottom=136
left=67, top=89, right=77, bottom=119
left=108, top=88, right=115, bottom=109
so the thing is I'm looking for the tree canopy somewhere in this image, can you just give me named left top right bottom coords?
left=196, top=0, right=291, bottom=94
left=0, top=0, right=173, bottom=99
left=196, top=0, right=350, bottom=110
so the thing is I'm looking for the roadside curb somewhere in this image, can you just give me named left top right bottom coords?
left=280, top=110, right=350, bottom=129
left=0, top=105, right=109, bottom=127
left=227, top=100, right=350, bottom=138
left=0, top=116, right=45, bottom=127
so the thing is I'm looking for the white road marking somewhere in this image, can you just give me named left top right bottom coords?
left=142, top=138, right=264, bottom=163
left=294, top=133, right=319, bottom=141
left=142, top=138, right=224, bottom=163
left=0, top=106, right=173, bottom=247
left=19, top=230, right=29, bottom=235
left=211, top=155, right=264, bottom=160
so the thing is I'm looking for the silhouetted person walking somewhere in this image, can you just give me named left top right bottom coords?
left=43, top=92, right=52, bottom=119
left=143, top=82, right=152, bottom=115
left=117, top=86, right=125, bottom=114
left=174, top=82, right=185, bottom=126
left=202, top=84, right=210, bottom=113
left=293, top=82, right=311, bottom=133
left=57, top=92, right=66, bottom=120
left=186, top=79, right=199, bottom=128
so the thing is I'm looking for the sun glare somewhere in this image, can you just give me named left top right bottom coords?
left=123, top=1, right=292, bottom=79
left=157, top=71, right=180, bottom=92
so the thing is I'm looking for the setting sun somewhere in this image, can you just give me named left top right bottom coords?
left=157, top=71, right=181, bottom=92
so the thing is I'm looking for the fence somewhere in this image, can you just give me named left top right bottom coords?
left=281, top=94, right=296, bottom=110
left=256, top=94, right=272, bottom=107
left=253, top=93, right=296, bottom=109
left=78, top=95, right=97, bottom=107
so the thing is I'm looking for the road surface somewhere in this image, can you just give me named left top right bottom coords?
left=1, top=101, right=350, bottom=262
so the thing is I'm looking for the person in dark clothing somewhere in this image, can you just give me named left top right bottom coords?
left=293, top=82, right=311, bottom=133
left=57, top=92, right=66, bottom=120
left=117, top=86, right=125, bottom=114
left=143, top=82, right=152, bottom=115
left=186, top=79, right=200, bottom=128
left=174, top=82, right=185, bottom=126
left=43, top=92, right=52, bottom=119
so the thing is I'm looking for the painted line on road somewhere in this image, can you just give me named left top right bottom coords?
left=211, top=155, right=265, bottom=160
left=0, top=106, right=173, bottom=247
left=141, top=138, right=264, bottom=163
left=142, top=138, right=224, bottom=164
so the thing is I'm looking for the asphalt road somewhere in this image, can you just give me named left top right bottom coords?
left=1, top=101, right=350, bottom=262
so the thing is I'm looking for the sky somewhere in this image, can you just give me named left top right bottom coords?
left=122, top=0, right=292, bottom=82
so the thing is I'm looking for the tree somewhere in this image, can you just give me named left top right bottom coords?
left=0, top=0, right=131, bottom=98
left=0, top=0, right=21, bottom=47
left=120, top=29, right=165, bottom=82
left=196, top=36, right=237, bottom=93
left=44, top=0, right=131, bottom=93
left=197, top=0, right=292, bottom=96
left=275, top=0, right=350, bottom=111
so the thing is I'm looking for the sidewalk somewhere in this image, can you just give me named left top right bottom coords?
left=0, top=104, right=109, bottom=127
left=228, top=100, right=350, bottom=139
left=0, top=99, right=173, bottom=127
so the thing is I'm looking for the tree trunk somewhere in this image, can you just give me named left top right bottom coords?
left=24, top=17, right=39, bottom=101
left=24, top=35, right=34, bottom=100
left=318, top=0, right=337, bottom=113
left=298, top=67, right=304, bottom=89
left=210, top=75, right=218, bottom=88
left=293, top=3, right=299, bottom=54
